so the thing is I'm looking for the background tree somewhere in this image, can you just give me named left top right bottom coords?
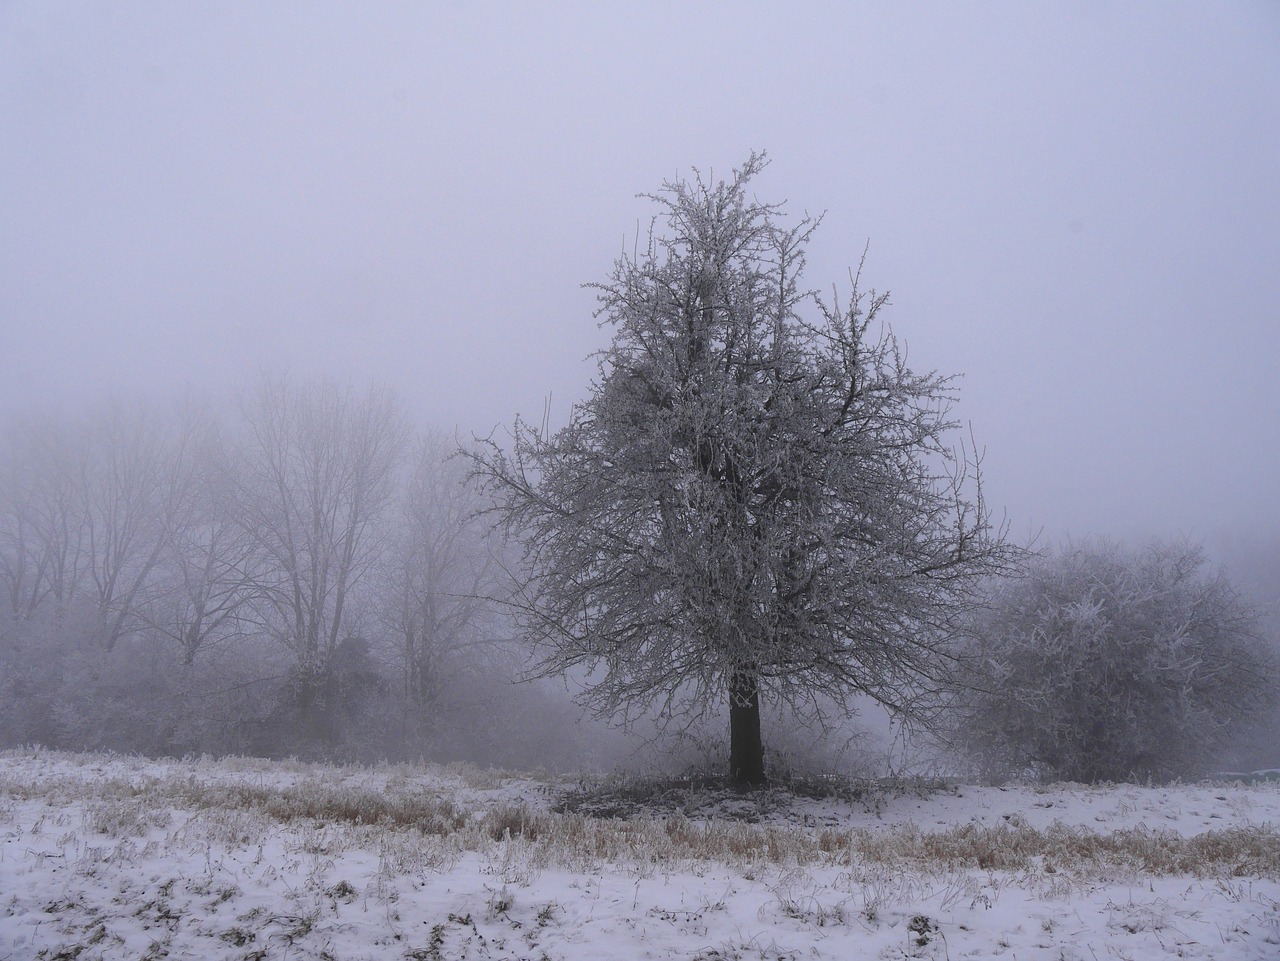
left=473, top=154, right=1013, bottom=786
left=0, top=416, right=89, bottom=619
left=954, top=539, right=1279, bottom=783
left=236, top=375, right=408, bottom=746
left=0, top=401, right=231, bottom=749
left=0, top=380, right=597, bottom=765
left=380, top=432, right=509, bottom=710
left=0, top=426, right=57, bottom=620
left=1, top=403, right=203, bottom=643
left=79, top=401, right=204, bottom=650
left=138, top=413, right=260, bottom=666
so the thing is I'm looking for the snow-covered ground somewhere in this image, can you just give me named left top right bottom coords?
left=2, top=749, right=1278, bottom=959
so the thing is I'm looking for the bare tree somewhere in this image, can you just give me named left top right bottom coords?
left=0, top=416, right=89, bottom=619
left=137, top=412, right=261, bottom=665
left=955, top=539, right=1279, bottom=783
left=379, top=432, right=509, bottom=711
left=1, top=403, right=193, bottom=646
left=236, top=375, right=408, bottom=729
left=79, top=401, right=200, bottom=650
left=472, top=154, right=1013, bottom=786
left=0, top=432, right=54, bottom=620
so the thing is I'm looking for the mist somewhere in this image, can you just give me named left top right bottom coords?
left=2, top=4, right=1278, bottom=773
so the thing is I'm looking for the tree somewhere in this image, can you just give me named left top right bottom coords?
left=138, top=413, right=260, bottom=666
left=236, top=375, right=408, bottom=742
left=955, top=540, right=1279, bottom=783
left=473, top=154, right=1012, bottom=786
left=0, top=428, right=57, bottom=621
left=79, top=401, right=203, bottom=650
left=0, top=402, right=202, bottom=646
left=0, top=415, right=89, bottom=619
left=379, top=433, right=509, bottom=711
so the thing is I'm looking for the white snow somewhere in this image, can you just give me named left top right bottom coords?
left=2, top=749, right=1278, bottom=959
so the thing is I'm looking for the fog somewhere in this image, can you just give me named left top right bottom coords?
left=1, top=4, right=1277, bottom=772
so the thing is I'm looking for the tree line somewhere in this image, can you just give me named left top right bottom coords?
left=3, top=154, right=1275, bottom=783
left=0, top=377, right=581, bottom=765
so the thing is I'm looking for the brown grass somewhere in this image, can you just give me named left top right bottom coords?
left=4, top=751, right=1278, bottom=882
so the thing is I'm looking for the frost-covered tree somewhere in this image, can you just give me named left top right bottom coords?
left=473, top=154, right=1012, bottom=785
left=955, top=540, right=1278, bottom=783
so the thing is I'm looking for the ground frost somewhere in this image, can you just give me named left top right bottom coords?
left=3, top=750, right=1279, bottom=959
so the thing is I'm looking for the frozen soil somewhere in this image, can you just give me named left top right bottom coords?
left=2, top=748, right=1278, bottom=959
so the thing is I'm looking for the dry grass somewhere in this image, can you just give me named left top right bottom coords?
left=3, top=749, right=1278, bottom=885
left=1, top=766, right=468, bottom=833
left=551, top=771, right=953, bottom=820
left=821, top=818, right=1280, bottom=877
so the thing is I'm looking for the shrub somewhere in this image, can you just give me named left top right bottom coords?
left=956, top=540, right=1278, bottom=782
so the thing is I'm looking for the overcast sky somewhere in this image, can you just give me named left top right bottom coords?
left=2, top=2, right=1277, bottom=550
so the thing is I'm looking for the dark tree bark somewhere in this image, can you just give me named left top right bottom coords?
left=728, top=669, right=766, bottom=787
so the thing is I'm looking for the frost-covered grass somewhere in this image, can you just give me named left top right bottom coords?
left=2, top=748, right=1279, bottom=959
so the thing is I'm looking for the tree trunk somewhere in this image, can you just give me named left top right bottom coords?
left=728, top=669, right=766, bottom=787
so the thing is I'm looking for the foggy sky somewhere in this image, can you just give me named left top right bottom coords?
left=2, top=2, right=1278, bottom=549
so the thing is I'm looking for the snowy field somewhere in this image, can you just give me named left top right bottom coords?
left=2, top=749, right=1278, bottom=960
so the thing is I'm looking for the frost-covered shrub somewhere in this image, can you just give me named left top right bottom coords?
left=957, top=540, right=1277, bottom=783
